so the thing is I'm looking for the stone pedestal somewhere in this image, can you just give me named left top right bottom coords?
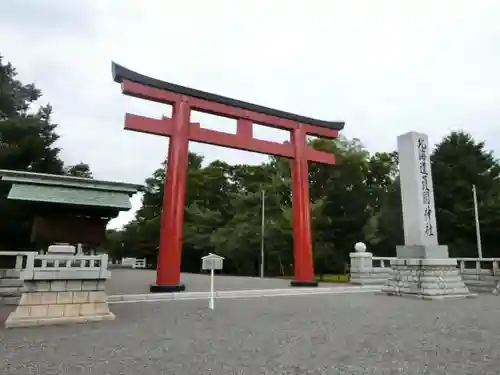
left=5, top=279, right=114, bottom=328
left=382, top=257, right=474, bottom=299
left=4, top=247, right=114, bottom=328
left=396, top=244, right=449, bottom=259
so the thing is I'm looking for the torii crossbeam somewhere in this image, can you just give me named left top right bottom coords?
left=112, top=62, right=345, bottom=292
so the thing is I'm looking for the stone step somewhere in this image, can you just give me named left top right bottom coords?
left=462, top=277, right=499, bottom=284
left=107, top=285, right=382, bottom=303
left=468, top=287, right=495, bottom=294
left=0, top=278, right=24, bottom=287
left=350, top=278, right=388, bottom=285
left=466, top=282, right=497, bottom=293
left=0, top=286, right=25, bottom=297
left=0, top=296, right=20, bottom=305
left=465, top=280, right=497, bottom=289
left=0, top=269, right=21, bottom=278
left=465, top=279, right=497, bottom=285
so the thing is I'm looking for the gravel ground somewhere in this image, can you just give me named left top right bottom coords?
left=2, top=293, right=500, bottom=374
left=105, top=270, right=338, bottom=295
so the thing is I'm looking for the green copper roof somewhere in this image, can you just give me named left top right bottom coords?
left=0, top=169, right=141, bottom=193
left=0, top=169, right=142, bottom=210
left=8, top=184, right=133, bottom=209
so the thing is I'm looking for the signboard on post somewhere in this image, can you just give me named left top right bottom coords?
left=202, top=253, right=224, bottom=271
left=201, top=253, right=224, bottom=310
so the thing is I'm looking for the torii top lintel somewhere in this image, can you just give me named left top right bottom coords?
left=112, top=62, right=345, bottom=164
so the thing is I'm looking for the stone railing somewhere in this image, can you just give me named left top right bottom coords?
left=350, top=251, right=500, bottom=293
left=372, top=257, right=396, bottom=268
left=108, top=257, right=148, bottom=269
left=21, top=253, right=110, bottom=280
left=456, top=258, right=500, bottom=275
left=132, top=258, right=146, bottom=269
left=455, top=258, right=500, bottom=293
left=0, top=251, right=36, bottom=277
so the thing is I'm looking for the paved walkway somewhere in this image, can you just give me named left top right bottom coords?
left=2, top=293, right=500, bottom=374
left=105, top=269, right=339, bottom=295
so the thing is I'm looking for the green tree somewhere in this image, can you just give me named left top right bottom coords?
left=210, top=173, right=288, bottom=276
left=0, top=56, right=64, bottom=250
left=122, top=135, right=405, bottom=278
left=0, top=55, right=94, bottom=250
left=432, top=131, right=500, bottom=258
left=124, top=152, right=231, bottom=269
left=364, top=151, right=401, bottom=256
left=310, top=137, right=374, bottom=272
left=104, top=229, right=124, bottom=261
left=65, top=162, right=93, bottom=178
left=370, top=177, right=404, bottom=256
left=374, top=131, right=500, bottom=259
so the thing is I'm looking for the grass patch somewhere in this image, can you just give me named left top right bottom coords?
left=279, top=274, right=349, bottom=283
left=316, top=274, right=349, bottom=283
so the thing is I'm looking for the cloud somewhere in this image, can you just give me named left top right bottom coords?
left=0, top=1, right=96, bottom=36
left=1, top=0, right=499, bottom=228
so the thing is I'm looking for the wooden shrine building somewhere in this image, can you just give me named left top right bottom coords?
left=0, top=170, right=141, bottom=253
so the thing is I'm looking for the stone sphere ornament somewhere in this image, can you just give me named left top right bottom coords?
left=354, top=242, right=367, bottom=253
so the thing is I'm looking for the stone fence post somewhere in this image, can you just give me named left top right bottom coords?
left=350, top=242, right=374, bottom=284
left=350, top=243, right=395, bottom=285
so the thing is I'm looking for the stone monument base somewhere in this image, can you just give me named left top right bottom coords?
left=396, top=244, right=449, bottom=259
left=5, top=279, right=115, bottom=328
left=381, top=258, right=476, bottom=300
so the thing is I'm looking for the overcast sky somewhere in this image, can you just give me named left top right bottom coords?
left=1, top=0, right=499, bottom=229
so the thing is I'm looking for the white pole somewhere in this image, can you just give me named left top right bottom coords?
left=209, top=268, right=215, bottom=310
left=472, top=184, right=483, bottom=258
left=260, top=189, right=265, bottom=279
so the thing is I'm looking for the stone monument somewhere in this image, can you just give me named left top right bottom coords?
left=382, top=131, right=474, bottom=299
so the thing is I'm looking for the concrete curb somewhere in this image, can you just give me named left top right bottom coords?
left=108, top=285, right=382, bottom=304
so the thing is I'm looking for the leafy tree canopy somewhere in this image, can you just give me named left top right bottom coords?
left=0, top=54, right=94, bottom=250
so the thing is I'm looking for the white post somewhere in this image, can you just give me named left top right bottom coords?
left=260, top=189, right=265, bottom=279
left=100, top=254, right=109, bottom=279
left=15, top=255, right=23, bottom=270
left=472, top=184, right=483, bottom=258
left=209, top=268, right=215, bottom=310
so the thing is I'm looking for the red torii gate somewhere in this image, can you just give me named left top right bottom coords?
left=112, top=62, right=345, bottom=292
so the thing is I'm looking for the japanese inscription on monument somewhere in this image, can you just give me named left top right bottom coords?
left=417, top=137, right=434, bottom=237
left=397, top=131, right=439, bottom=247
